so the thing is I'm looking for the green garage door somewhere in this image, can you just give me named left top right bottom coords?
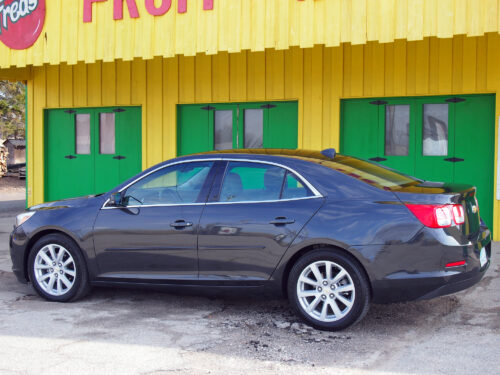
left=45, top=107, right=142, bottom=202
left=341, top=95, right=495, bottom=228
left=177, top=101, right=298, bottom=156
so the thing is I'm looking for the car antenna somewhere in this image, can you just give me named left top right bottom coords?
left=320, top=148, right=336, bottom=159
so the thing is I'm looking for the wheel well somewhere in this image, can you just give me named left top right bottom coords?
left=281, top=243, right=373, bottom=299
left=23, top=229, right=77, bottom=282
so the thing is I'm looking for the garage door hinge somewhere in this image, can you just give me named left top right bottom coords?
left=369, top=157, right=387, bottom=162
left=201, top=106, right=215, bottom=111
left=261, top=104, right=276, bottom=109
left=445, top=97, right=465, bottom=103
left=64, top=155, right=76, bottom=159
left=369, top=100, right=388, bottom=105
left=113, top=108, right=126, bottom=112
left=444, top=157, right=465, bottom=162
left=113, top=155, right=126, bottom=160
left=64, top=110, right=76, bottom=114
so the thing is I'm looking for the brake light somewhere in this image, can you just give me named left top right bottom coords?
left=405, top=204, right=465, bottom=228
left=452, top=205, right=465, bottom=224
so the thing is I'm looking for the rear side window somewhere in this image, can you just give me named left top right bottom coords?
left=218, top=162, right=313, bottom=202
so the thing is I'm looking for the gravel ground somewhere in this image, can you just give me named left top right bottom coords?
left=0, top=191, right=499, bottom=375
left=0, top=176, right=25, bottom=191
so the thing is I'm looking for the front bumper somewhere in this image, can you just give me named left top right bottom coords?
left=368, top=225, right=491, bottom=304
left=9, top=225, right=29, bottom=284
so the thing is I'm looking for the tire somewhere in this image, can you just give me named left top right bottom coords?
left=28, top=233, right=90, bottom=302
left=287, top=248, right=370, bottom=331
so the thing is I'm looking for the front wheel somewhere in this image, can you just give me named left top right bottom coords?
left=287, top=249, right=370, bottom=331
left=28, top=234, right=90, bottom=302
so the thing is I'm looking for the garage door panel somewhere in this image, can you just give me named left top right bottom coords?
left=453, top=96, right=495, bottom=227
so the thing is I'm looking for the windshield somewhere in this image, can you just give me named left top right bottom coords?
left=316, top=155, right=422, bottom=191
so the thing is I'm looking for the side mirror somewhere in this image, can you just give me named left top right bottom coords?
left=109, top=192, right=123, bottom=206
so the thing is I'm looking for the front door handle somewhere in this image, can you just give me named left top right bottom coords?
left=270, top=217, right=295, bottom=225
left=170, top=220, right=193, bottom=229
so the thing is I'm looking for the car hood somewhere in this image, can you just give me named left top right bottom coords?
left=30, top=194, right=103, bottom=211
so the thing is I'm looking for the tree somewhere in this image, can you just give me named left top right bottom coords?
left=0, top=81, right=25, bottom=140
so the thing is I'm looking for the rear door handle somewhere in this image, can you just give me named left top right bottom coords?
left=170, top=220, right=193, bottom=229
left=270, top=217, right=295, bottom=225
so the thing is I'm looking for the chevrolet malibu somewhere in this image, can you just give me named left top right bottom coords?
left=10, top=149, right=491, bottom=331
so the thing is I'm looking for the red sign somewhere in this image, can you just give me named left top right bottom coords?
left=0, top=0, right=45, bottom=50
left=84, top=0, right=214, bottom=22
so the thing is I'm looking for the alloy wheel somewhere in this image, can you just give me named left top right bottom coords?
left=296, top=260, right=355, bottom=322
left=33, top=244, right=77, bottom=297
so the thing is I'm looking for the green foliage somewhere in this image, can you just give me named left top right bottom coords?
left=0, top=81, right=25, bottom=140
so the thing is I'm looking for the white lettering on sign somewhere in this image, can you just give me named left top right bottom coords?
left=0, top=0, right=37, bottom=32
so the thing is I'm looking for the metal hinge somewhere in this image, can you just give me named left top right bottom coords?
left=64, top=155, right=76, bottom=159
left=113, top=155, right=126, bottom=160
left=261, top=104, right=276, bottom=109
left=369, top=157, right=387, bottom=162
left=201, top=106, right=215, bottom=111
left=113, top=108, right=126, bottom=112
left=369, top=100, right=388, bottom=106
left=444, top=157, right=465, bottom=162
left=445, top=97, right=466, bottom=103
left=64, top=110, right=76, bottom=114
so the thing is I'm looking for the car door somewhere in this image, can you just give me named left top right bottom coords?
left=197, top=160, right=324, bottom=281
left=93, top=161, right=216, bottom=281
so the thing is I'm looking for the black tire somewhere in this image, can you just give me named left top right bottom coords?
left=28, top=233, right=90, bottom=302
left=287, top=248, right=370, bottom=331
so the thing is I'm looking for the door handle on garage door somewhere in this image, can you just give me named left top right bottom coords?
left=270, top=217, right=295, bottom=225
left=170, top=220, right=193, bottom=229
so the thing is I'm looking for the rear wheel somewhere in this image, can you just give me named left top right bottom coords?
left=28, top=234, right=90, bottom=302
left=288, top=249, right=370, bottom=331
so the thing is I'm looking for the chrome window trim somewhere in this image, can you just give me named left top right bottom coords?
left=206, top=195, right=323, bottom=205
left=101, top=156, right=323, bottom=210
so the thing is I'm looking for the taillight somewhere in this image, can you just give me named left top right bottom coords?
left=405, top=204, right=465, bottom=228
left=452, top=205, right=465, bottom=224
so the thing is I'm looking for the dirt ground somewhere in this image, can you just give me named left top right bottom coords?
left=0, top=187, right=499, bottom=375
left=0, top=176, right=25, bottom=191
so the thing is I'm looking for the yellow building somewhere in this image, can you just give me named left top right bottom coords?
left=2, top=0, right=500, bottom=237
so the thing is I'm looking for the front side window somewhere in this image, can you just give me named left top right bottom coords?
left=123, top=162, right=213, bottom=206
left=219, top=162, right=313, bottom=203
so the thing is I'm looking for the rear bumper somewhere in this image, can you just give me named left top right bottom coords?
left=366, top=225, right=491, bottom=304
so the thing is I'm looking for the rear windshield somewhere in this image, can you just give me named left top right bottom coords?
left=316, top=155, right=422, bottom=191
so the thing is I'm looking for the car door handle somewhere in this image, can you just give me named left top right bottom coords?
left=170, top=220, right=193, bottom=229
left=270, top=217, right=295, bottom=225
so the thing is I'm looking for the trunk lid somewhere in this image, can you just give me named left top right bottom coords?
left=393, top=181, right=481, bottom=236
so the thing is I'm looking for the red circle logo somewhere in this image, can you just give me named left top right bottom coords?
left=0, top=0, right=45, bottom=50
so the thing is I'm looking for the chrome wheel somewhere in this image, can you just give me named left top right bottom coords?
left=297, top=260, right=355, bottom=322
left=33, top=244, right=77, bottom=297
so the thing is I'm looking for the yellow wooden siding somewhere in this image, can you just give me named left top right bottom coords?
left=4, top=0, right=500, bottom=69
left=26, top=33, right=500, bottom=238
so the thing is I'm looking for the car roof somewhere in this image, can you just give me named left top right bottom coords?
left=180, top=148, right=335, bottom=163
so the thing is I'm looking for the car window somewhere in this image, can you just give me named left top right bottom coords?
left=123, top=162, right=213, bottom=206
left=282, top=172, right=311, bottom=199
left=219, top=162, right=293, bottom=202
left=318, top=156, right=421, bottom=191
